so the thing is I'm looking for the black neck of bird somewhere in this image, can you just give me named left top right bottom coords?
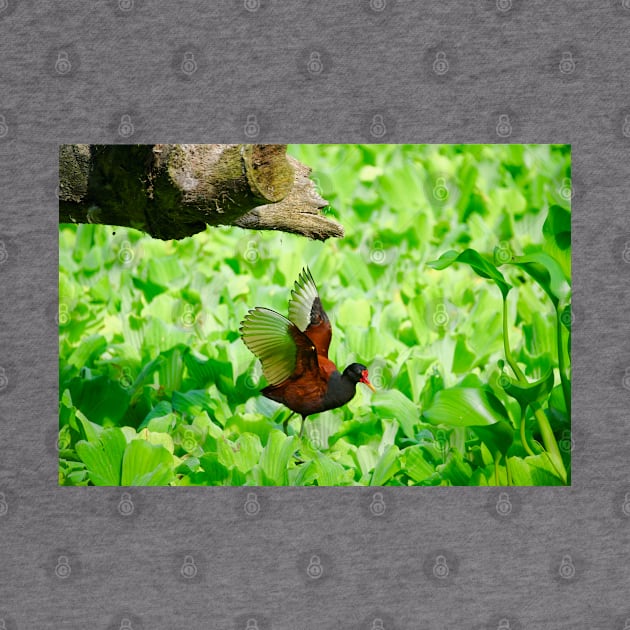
left=321, top=369, right=359, bottom=410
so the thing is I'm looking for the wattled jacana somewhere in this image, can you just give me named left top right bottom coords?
left=240, top=267, right=376, bottom=437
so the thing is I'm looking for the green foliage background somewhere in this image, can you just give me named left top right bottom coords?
left=59, top=144, right=571, bottom=486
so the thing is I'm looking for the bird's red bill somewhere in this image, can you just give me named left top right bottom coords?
left=360, top=369, right=376, bottom=392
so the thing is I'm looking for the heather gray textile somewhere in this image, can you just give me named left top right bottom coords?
left=1, top=1, right=629, bottom=629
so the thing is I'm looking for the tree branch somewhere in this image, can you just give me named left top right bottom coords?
left=59, top=144, right=344, bottom=241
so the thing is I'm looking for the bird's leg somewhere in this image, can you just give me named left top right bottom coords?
left=282, top=411, right=296, bottom=434
left=298, top=415, right=307, bottom=438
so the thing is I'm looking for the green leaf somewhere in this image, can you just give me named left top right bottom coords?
left=121, top=440, right=174, bottom=486
left=428, top=249, right=512, bottom=299
left=423, top=387, right=511, bottom=427
left=500, top=369, right=555, bottom=407
left=400, top=445, right=435, bottom=483
left=370, top=444, right=400, bottom=486
left=371, top=390, right=419, bottom=438
left=255, top=430, right=297, bottom=486
left=542, top=205, right=571, bottom=280
left=471, top=422, right=514, bottom=456
left=311, top=454, right=349, bottom=486
left=437, top=450, right=473, bottom=485
left=509, top=252, right=570, bottom=306
left=509, top=453, right=565, bottom=486
left=75, top=428, right=127, bottom=486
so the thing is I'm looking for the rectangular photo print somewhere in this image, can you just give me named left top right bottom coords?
left=58, top=144, right=571, bottom=486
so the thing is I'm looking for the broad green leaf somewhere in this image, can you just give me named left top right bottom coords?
left=500, top=369, right=555, bottom=407
left=423, top=387, right=511, bottom=427
left=370, top=444, right=400, bottom=486
left=121, top=440, right=174, bottom=486
left=76, top=428, right=127, bottom=486
left=65, top=335, right=107, bottom=369
left=311, top=454, right=348, bottom=486
left=509, top=453, right=565, bottom=486
left=510, top=252, right=570, bottom=306
left=472, top=422, right=514, bottom=456
left=371, top=390, right=419, bottom=438
left=256, top=430, right=297, bottom=486
left=437, top=450, right=472, bottom=485
left=428, top=249, right=512, bottom=299
left=400, top=446, right=435, bottom=483
left=355, top=445, right=378, bottom=477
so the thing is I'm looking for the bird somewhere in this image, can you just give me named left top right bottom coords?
left=240, top=267, right=376, bottom=437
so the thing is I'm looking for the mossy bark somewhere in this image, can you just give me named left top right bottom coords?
left=59, top=144, right=343, bottom=241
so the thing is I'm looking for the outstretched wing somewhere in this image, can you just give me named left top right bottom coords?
left=287, top=267, right=332, bottom=357
left=240, top=307, right=318, bottom=386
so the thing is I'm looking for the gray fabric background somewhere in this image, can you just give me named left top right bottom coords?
left=1, top=1, right=629, bottom=628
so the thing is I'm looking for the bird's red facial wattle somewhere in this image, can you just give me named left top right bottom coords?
left=360, top=369, right=376, bottom=392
